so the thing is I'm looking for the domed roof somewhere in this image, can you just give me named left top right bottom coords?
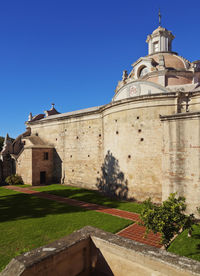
left=151, top=52, right=190, bottom=70
left=152, top=25, right=167, bottom=34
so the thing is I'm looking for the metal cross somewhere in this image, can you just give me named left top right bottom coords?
left=159, top=9, right=161, bottom=26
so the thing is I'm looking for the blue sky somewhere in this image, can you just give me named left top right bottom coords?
left=0, top=0, right=200, bottom=138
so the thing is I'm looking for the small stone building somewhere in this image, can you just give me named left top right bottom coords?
left=16, top=136, right=54, bottom=185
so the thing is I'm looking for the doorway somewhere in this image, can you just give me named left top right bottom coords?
left=40, top=171, right=46, bottom=184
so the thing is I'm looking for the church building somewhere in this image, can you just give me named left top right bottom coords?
left=1, top=23, right=200, bottom=215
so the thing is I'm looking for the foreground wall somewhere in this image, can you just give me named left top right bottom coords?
left=1, top=226, right=200, bottom=276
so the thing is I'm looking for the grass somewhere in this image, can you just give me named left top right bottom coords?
left=9, top=184, right=200, bottom=263
left=0, top=187, right=132, bottom=272
left=30, top=184, right=145, bottom=214
left=168, top=224, right=200, bottom=262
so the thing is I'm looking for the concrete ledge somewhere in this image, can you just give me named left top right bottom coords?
left=160, top=111, right=200, bottom=121
left=1, top=226, right=200, bottom=276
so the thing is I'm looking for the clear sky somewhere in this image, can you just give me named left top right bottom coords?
left=0, top=0, right=200, bottom=138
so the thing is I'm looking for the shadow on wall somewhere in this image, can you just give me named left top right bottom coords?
left=53, top=149, right=62, bottom=184
left=0, top=160, right=2, bottom=183
left=96, top=150, right=129, bottom=200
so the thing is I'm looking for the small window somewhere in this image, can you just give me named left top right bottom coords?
left=153, top=41, right=159, bottom=52
left=44, top=152, right=49, bottom=160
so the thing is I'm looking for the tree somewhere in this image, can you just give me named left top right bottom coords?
left=140, top=193, right=195, bottom=248
left=0, top=136, right=4, bottom=152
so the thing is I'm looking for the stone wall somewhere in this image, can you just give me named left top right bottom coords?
left=0, top=160, right=3, bottom=183
left=16, top=148, right=54, bottom=186
left=161, top=112, right=200, bottom=215
left=32, top=148, right=53, bottom=185
left=29, top=112, right=103, bottom=189
left=102, top=94, right=177, bottom=202
left=1, top=226, right=200, bottom=276
left=16, top=149, right=32, bottom=185
left=27, top=94, right=178, bottom=202
left=24, top=91, right=200, bottom=213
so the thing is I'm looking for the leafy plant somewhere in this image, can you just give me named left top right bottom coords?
left=5, top=174, right=24, bottom=186
left=140, top=193, right=195, bottom=248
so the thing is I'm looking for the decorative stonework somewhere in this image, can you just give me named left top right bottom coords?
left=146, top=26, right=175, bottom=55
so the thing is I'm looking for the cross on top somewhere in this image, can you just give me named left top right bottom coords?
left=159, top=9, right=162, bottom=26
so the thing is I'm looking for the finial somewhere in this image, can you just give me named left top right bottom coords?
left=51, top=103, right=55, bottom=109
left=4, top=133, right=9, bottom=143
left=122, top=70, right=128, bottom=81
left=28, top=112, right=33, bottom=122
left=158, top=9, right=161, bottom=26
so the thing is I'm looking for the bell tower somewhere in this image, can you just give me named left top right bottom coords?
left=146, top=11, right=175, bottom=55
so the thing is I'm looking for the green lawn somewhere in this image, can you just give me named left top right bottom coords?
left=168, top=224, right=200, bottom=262
left=9, top=184, right=200, bottom=263
left=0, top=187, right=132, bottom=271
left=31, top=184, right=144, bottom=214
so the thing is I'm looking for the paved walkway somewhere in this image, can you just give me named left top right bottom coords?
left=4, top=185, right=162, bottom=248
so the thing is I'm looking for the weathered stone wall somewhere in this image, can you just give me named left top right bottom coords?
left=24, top=92, right=200, bottom=213
left=161, top=112, right=200, bottom=215
left=101, top=94, right=177, bottom=202
left=32, top=148, right=53, bottom=185
left=0, top=160, right=3, bottom=183
left=16, top=149, right=32, bottom=185
left=16, top=148, right=54, bottom=185
left=29, top=112, right=103, bottom=189
left=1, top=226, right=200, bottom=276
left=189, top=93, right=200, bottom=112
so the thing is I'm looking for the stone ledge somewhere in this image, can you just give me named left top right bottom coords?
left=160, top=111, right=200, bottom=121
left=1, top=226, right=200, bottom=276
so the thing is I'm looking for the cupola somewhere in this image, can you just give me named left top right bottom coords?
left=146, top=11, right=175, bottom=55
left=146, top=26, right=175, bottom=55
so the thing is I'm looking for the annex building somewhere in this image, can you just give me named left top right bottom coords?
left=1, top=24, right=200, bottom=215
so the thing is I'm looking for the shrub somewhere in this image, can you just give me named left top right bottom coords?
left=140, top=193, right=195, bottom=248
left=5, top=174, right=24, bottom=185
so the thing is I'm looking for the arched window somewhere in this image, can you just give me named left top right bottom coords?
left=139, top=66, right=149, bottom=77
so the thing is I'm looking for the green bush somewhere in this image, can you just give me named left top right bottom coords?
left=5, top=174, right=24, bottom=186
left=140, top=193, right=195, bottom=248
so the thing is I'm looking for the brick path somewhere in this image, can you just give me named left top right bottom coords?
left=4, top=185, right=162, bottom=248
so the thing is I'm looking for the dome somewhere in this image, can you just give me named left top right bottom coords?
left=151, top=52, right=190, bottom=70
left=115, top=25, right=199, bottom=95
